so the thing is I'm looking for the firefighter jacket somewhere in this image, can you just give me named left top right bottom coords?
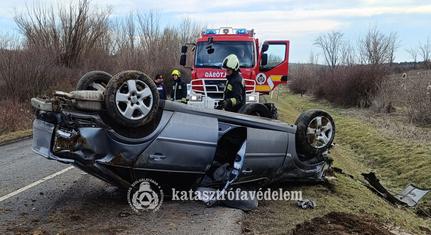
left=171, top=79, right=187, bottom=103
left=223, top=71, right=245, bottom=112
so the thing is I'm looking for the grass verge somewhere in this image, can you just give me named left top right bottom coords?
left=243, top=93, right=431, bottom=234
left=0, top=129, right=32, bottom=146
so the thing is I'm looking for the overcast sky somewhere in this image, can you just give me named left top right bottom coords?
left=0, top=0, right=430, bottom=63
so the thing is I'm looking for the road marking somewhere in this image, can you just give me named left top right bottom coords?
left=0, top=166, right=74, bottom=202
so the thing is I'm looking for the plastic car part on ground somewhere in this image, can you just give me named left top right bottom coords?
left=296, top=199, right=316, bottom=209
left=362, top=172, right=430, bottom=207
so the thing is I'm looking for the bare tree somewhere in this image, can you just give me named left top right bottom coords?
left=178, top=18, right=203, bottom=45
left=14, top=0, right=111, bottom=67
left=406, top=47, right=418, bottom=68
left=419, top=37, right=431, bottom=69
left=314, top=31, right=344, bottom=69
left=387, top=32, right=399, bottom=65
left=359, top=26, right=399, bottom=65
left=341, top=42, right=356, bottom=66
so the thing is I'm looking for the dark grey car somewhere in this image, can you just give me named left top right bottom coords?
left=31, top=70, right=335, bottom=194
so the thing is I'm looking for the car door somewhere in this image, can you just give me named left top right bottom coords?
left=238, top=127, right=289, bottom=183
left=133, top=112, right=219, bottom=189
left=255, top=40, right=290, bottom=93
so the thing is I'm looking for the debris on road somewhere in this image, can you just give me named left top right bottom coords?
left=362, top=172, right=430, bottom=207
left=296, top=199, right=316, bottom=209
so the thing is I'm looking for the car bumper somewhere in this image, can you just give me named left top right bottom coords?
left=32, top=119, right=74, bottom=164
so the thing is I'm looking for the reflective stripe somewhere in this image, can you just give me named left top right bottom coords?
left=230, top=98, right=237, bottom=106
left=157, top=87, right=163, bottom=90
left=227, top=84, right=233, bottom=91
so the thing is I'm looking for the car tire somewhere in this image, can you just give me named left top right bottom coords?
left=105, top=70, right=159, bottom=128
left=238, top=103, right=272, bottom=118
left=295, top=109, right=335, bottom=158
left=76, top=71, right=112, bottom=91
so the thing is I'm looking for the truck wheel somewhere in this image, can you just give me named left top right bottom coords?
left=105, top=70, right=159, bottom=128
left=76, top=71, right=112, bottom=91
left=295, top=109, right=335, bottom=158
left=238, top=103, right=272, bottom=118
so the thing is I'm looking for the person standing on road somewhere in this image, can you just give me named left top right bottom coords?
left=170, top=69, right=187, bottom=104
left=218, top=54, right=245, bottom=112
left=154, top=74, right=167, bottom=100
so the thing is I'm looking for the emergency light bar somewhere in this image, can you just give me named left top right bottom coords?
left=202, top=27, right=253, bottom=36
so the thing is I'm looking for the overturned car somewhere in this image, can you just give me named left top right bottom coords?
left=31, top=70, right=335, bottom=194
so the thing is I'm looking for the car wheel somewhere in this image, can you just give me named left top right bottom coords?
left=295, top=109, right=335, bottom=158
left=238, top=103, right=272, bottom=118
left=105, top=70, right=159, bottom=128
left=76, top=71, right=112, bottom=91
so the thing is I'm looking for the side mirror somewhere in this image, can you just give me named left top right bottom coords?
left=261, top=53, right=268, bottom=66
left=181, top=46, right=188, bottom=54
left=262, top=43, right=269, bottom=52
left=180, top=54, right=187, bottom=66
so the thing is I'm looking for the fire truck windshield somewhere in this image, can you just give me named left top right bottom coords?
left=195, top=41, right=254, bottom=68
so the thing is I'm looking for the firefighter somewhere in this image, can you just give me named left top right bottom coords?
left=218, top=54, right=245, bottom=112
left=170, top=69, right=187, bottom=104
left=154, top=74, right=167, bottom=100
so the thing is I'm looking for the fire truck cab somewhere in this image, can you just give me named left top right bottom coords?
left=180, top=27, right=289, bottom=118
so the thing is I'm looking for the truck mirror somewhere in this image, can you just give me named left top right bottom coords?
left=181, top=46, right=188, bottom=54
left=261, top=53, right=268, bottom=66
left=180, top=54, right=187, bottom=66
left=262, top=43, right=269, bottom=52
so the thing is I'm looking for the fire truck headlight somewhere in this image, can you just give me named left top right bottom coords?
left=190, top=95, right=203, bottom=102
left=247, top=95, right=258, bottom=102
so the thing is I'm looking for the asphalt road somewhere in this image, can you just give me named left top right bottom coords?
left=0, top=139, right=243, bottom=234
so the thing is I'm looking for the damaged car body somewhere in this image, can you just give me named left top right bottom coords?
left=31, top=70, right=336, bottom=196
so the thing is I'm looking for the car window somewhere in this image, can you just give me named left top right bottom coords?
left=262, top=44, right=286, bottom=69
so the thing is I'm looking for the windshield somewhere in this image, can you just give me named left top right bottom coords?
left=195, top=41, right=254, bottom=68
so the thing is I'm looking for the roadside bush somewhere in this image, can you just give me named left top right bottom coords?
left=0, top=1, right=203, bottom=136
left=0, top=46, right=59, bottom=101
left=404, top=75, right=431, bottom=124
left=0, top=99, right=33, bottom=134
left=288, top=64, right=319, bottom=95
left=289, top=65, right=387, bottom=107
left=372, top=70, right=431, bottom=125
left=371, top=78, right=397, bottom=113
left=320, top=65, right=386, bottom=107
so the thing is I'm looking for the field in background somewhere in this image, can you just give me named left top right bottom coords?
left=244, top=91, right=431, bottom=234
left=289, top=64, right=431, bottom=126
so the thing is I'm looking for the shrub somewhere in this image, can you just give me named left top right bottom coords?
left=0, top=99, right=33, bottom=134
left=288, top=65, right=388, bottom=107
left=404, top=74, right=431, bottom=124
left=288, top=64, right=319, bottom=95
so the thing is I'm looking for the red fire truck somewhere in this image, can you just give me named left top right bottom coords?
left=179, top=27, right=289, bottom=118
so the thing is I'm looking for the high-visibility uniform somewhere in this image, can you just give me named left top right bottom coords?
left=223, top=71, right=245, bottom=112
left=171, top=79, right=187, bottom=104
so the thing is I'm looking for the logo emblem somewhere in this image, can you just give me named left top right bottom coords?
left=256, top=73, right=267, bottom=85
left=127, top=178, right=164, bottom=212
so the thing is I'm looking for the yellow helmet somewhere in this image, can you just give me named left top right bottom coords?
left=222, top=54, right=240, bottom=71
left=171, top=69, right=181, bottom=77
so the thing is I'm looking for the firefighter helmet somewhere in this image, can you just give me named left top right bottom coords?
left=171, top=69, right=181, bottom=77
left=222, top=54, right=240, bottom=71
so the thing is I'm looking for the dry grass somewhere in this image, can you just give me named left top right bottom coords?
left=0, top=99, right=33, bottom=135
left=0, top=129, right=32, bottom=145
left=374, top=70, right=431, bottom=125
left=244, top=91, right=431, bottom=234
